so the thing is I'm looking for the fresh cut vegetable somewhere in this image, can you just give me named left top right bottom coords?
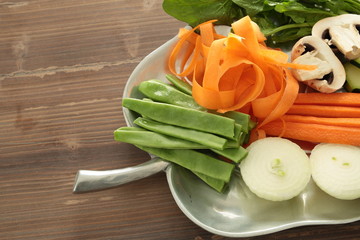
left=165, top=74, right=193, bottom=95
left=115, top=10, right=360, bottom=197
left=122, top=98, right=236, bottom=139
left=211, top=146, right=247, bottom=164
left=281, top=115, right=360, bottom=129
left=294, top=92, right=360, bottom=107
left=117, top=79, right=255, bottom=192
left=261, top=121, right=360, bottom=146
left=257, top=91, right=360, bottom=146
left=219, top=110, right=252, bottom=133
left=240, top=137, right=311, bottom=201
left=137, top=145, right=235, bottom=183
left=287, top=104, right=360, bottom=118
left=290, top=35, right=346, bottom=93
left=286, top=104, right=360, bottom=118
left=344, top=62, right=360, bottom=92
left=168, top=16, right=315, bottom=132
left=310, top=143, right=360, bottom=200
left=114, top=127, right=206, bottom=149
left=138, top=79, right=205, bottom=111
left=162, top=0, right=360, bottom=45
left=193, top=171, right=227, bottom=193
left=133, top=117, right=228, bottom=150
left=311, top=14, right=360, bottom=60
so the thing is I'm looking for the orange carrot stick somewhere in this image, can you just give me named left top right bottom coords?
left=287, top=104, right=360, bottom=118
left=261, top=121, right=360, bottom=146
left=294, top=92, right=360, bottom=107
left=282, top=115, right=360, bottom=128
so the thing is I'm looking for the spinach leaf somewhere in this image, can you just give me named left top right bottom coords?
left=232, top=0, right=270, bottom=16
left=162, top=0, right=244, bottom=27
left=274, top=1, right=335, bottom=24
left=162, top=0, right=360, bottom=46
left=270, top=26, right=312, bottom=44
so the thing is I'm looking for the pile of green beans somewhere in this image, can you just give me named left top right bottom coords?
left=114, top=75, right=255, bottom=192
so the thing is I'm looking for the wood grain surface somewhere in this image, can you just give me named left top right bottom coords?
left=0, top=1, right=359, bottom=239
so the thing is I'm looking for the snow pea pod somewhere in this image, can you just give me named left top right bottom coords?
left=233, top=123, right=243, bottom=142
left=220, top=111, right=252, bottom=133
left=193, top=171, right=226, bottom=192
left=134, top=117, right=227, bottom=150
left=212, top=146, right=248, bottom=164
left=165, top=74, right=193, bottom=95
left=136, top=145, right=235, bottom=183
left=219, top=124, right=244, bottom=149
left=114, top=127, right=206, bottom=149
left=139, top=79, right=205, bottom=111
left=118, top=124, right=246, bottom=165
left=224, top=138, right=241, bottom=148
left=122, top=98, right=236, bottom=139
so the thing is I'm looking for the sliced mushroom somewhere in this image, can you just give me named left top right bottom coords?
left=312, top=14, right=360, bottom=60
left=291, top=36, right=346, bottom=93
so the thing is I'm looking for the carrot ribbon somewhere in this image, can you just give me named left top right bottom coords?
left=169, top=17, right=314, bottom=118
left=168, top=16, right=317, bottom=142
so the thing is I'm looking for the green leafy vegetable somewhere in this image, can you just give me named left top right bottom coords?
left=162, top=0, right=244, bottom=27
left=162, top=0, right=360, bottom=45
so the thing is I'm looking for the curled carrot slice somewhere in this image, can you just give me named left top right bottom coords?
left=168, top=16, right=317, bottom=140
left=168, top=20, right=217, bottom=78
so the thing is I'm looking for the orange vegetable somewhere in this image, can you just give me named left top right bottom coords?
left=253, top=68, right=300, bottom=128
left=282, top=115, right=360, bottom=128
left=261, top=121, right=360, bottom=146
left=294, top=92, right=360, bottom=107
left=169, top=16, right=315, bottom=129
left=192, top=35, right=267, bottom=111
left=287, top=104, right=360, bottom=118
left=168, top=20, right=218, bottom=78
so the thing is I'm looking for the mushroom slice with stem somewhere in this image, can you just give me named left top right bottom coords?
left=291, top=36, right=346, bottom=93
left=312, top=14, right=360, bottom=60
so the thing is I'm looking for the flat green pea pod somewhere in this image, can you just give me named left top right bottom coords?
left=114, top=127, right=206, bottom=149
left=134, top=117, right=227, bottom=150
left=212, top=146, right=248, bottom=164
left=192, top=171, right=226, bottom=192
left=220, top=111, right=252, bottom=133
left=122, top=98, right=236, bottom=139
left=165, top=74, right=193, bottom=95
left=138, top=79, right=205, bottom=111
left=136, top=145, right=235, bottom=183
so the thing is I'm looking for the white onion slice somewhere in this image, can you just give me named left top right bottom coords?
left=240, top=137, right=311, bottom=201
left=310, top=143, right=360, bottom=200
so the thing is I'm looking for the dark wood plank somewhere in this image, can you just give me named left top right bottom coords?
left=0, top=1, right=359, bottom=239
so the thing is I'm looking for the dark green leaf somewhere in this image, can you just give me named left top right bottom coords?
left=232, top=0, right=269, bottom=16
left=274, top=1, right=335, bottom=23
left=162, top=0, right=244, bottom=27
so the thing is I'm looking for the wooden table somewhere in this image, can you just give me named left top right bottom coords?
left=1, top=1, right=359, bottom=239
